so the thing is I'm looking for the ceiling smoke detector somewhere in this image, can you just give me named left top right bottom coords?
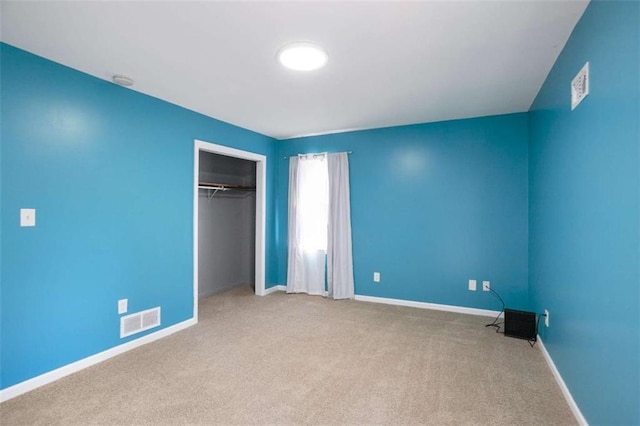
left=112, top=74, right=134, bottom=87
left=277, top=42, right=328, bottom=71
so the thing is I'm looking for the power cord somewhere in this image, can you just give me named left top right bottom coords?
left=484, top=287, right=506, bottom=334
left=485, top=310, right=504, bottom=333
left=487, top=287, right=506, bottom=311
left=528, top=313, right=547, bottom=347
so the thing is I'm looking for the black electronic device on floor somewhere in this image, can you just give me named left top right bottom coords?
left=503, top=309, right=537, bottom=340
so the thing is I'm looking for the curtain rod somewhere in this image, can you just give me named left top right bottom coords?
left=282, top=151, right=353, bottom=160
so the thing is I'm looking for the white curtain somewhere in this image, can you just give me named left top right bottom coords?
left=287, top=154, right=329, bottom=296
left=327, top=152, right=355, bottom=299
left=286, top=152, right=354, bottom=299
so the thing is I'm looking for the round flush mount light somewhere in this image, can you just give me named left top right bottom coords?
left=277, top=42, right=328, bottom=71
left=112, top=74, right=134, bottom=87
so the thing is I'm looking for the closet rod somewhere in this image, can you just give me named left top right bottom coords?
left=282, top=151, right=352, bottom=160
left=198, top=186, right=231, bottom=199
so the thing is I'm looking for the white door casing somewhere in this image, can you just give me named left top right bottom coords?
left=193, top=139, right=267, bottom=321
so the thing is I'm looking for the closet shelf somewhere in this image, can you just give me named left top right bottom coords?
left=198, top=182, right=256, bottom=199
left=198, top=182, right=256, bottom=191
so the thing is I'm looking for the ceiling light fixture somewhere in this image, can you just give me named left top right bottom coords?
left=112, top=74, right=134, bottom=87
left=277, top=42, right=328, bottom=71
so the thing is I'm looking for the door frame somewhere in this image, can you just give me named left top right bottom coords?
left=193, top=139, right=267, bottom=320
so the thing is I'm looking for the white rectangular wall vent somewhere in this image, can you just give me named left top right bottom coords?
left=120, top=307, right=161, bottom=338
left=571, top=62, right=589, bottom=110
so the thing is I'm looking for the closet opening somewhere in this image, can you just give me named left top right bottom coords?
left=193, top=140, right=266, bottom=321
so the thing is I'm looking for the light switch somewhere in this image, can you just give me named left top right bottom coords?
left=20, top=209, right=36, bottom=227
left=373, top=272, right=381, bottom=282
left=118, top=299, right=128, bottom=315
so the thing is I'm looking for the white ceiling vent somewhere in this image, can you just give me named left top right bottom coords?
left=120, top=307, right=161, bottom=338
left=571, top=62, right=589, bottom=110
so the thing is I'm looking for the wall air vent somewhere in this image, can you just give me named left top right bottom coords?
left=120, top=307, right=161, bottom=338
left=571, top=62, right=589, bottom=110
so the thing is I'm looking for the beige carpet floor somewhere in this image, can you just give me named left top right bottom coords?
left=1, top=286, right=576, bottom=425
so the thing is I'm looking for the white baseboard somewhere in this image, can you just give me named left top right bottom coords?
left=0, top=318, right=197, bottom=403
left=354, top=294, right=500, bottom=318
left=261, top=288, right=499, bottom=318
left=536, top=335, right=588, bottom=425
left=261, top=285, right=286, bottom=296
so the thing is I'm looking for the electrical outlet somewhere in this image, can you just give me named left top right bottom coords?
left=468, top=279, right=477, bottom=291
left=482, top=281, right=490, bottom=291
left=373, top=272, right=380, bottom=282
left=544, top=309, right=549, bottom=327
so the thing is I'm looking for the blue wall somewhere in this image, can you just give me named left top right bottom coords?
left=0, top=43, right=278, bottom=389
left=529, top=1, right=639, bottom=424
left=277, top=114, right=530, bottom=312
left=3, top=3, right=639, bottom=423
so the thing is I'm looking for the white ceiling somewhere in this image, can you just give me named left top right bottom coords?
left=1, top=1, right=588, bottom=140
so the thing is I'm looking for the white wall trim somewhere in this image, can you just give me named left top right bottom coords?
left=536, top=336, right=588, bottom=425
left=262, top=285, right=286, bottom=296
left=354, top=294, right=500, bottom=317
left=193, top=143, right=200, bottom=320
left=193, top=139, right=268, bottom=315
left=0, top=318, right=197, bottom=403
left=264, top=288, right=499, bottom=318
